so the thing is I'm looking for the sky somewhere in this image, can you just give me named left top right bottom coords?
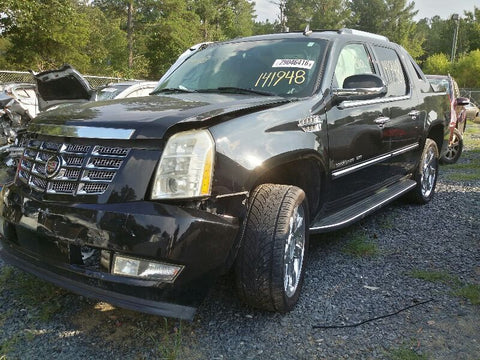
left=254, top=0, right=479, bottom=23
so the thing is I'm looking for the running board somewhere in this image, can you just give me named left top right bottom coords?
left=310, top=179, right=416, bottom=233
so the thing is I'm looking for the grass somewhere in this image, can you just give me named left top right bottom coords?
left=409, top=269, right=461, bottom=287
left=0, top=266, right=68, bottom=321
left=409, top=269, right=480, bottom=305
left=454, top=284, right=480, bottom=305
left=155, top=318, right=184, bottom=360
left=0, top=265, right=192, bottom=359
left=342, top=232, right=379, bottom=257
left=442, top=120, right=480, bottom=180
left=387, top=346, right=429, bottom=360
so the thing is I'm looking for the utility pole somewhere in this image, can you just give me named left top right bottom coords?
left=450, top=14, right=460, bottom=62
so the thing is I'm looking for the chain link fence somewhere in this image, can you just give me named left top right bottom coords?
left=460, top=89, right=480, bottom=106
left=1, top=69, right=479, bottom=107
left=0, top=70, right=129, bottom=88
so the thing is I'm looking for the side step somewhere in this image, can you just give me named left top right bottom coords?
left=310, top=179, right=416, bottom=233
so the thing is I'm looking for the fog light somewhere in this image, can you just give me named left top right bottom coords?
left=112, top=255, right=183, bottom=282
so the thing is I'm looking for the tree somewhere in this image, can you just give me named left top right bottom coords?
left=0, top=0, right=92, bottom=71
left=284, top=0, right=350, bottom=30
left=422, top=53, right=451, bottom=75
left=347, top=0, right=424, bottom=58
left=143, top=0, right=202, bottom=79
left=452, top=50, right=480, bottom=88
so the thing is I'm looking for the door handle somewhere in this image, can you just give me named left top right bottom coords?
left=408, top=110, right=421, bottom=119
left=374, top=116, right=390, bottom=125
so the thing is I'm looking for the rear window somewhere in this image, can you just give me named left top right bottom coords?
left=372, top=46, right=408, bottom=97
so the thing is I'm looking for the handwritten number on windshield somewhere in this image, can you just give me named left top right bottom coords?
left=254, top=70, right=306, bottom=88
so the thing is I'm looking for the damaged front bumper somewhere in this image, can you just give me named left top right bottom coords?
left=0, top=184, right=240, bottom=320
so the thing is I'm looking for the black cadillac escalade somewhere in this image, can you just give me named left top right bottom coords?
left=0, top=29, right=451, bottom=320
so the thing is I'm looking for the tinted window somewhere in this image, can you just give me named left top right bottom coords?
left=372, top=46, right=408, bottom=97
left=334, top=43, right=375, bottom=88
left=157, top=39, right=328, bottom=97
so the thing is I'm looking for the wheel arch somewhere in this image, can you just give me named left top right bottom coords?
left=426, top=122, right=445, bottom=153
left=249, top=151, right=327, bottom=219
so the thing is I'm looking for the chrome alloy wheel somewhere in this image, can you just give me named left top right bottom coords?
left=421, top=145, right=437, bottom=198
left=283, top=204, right=306, bottom=298
left=444, top=133, right=460, bottom=161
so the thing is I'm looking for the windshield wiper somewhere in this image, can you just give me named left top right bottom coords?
left=197, top=87, right=276, bottom=96
left=151, top=87, right=196, bottom=95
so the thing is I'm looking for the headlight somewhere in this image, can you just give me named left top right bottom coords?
left=151, top=130, right=215, bottom=199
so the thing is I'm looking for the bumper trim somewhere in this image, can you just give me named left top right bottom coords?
left=0, top=246, right=197, bottom=320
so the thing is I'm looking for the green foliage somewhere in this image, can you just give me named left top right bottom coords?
left=285, top=0, right=351, bottom=30
left=348, top=0, right=424, bottom=58
left=0, top=0, right=478, bottom=79
left=409, top=269, right=461, bottom=286
left=422, top=53, right=451, bottom=75
left=455, top=284, right=480, bottom=305
left=0, top=0, right=92, bottom=71
left=0, top=266, right=68, bottom=321
left=410, top=268, right=480, bottom=306
left=452, top=49, right=480, bottom=87
left=387, top=346, right=428, bottom=360
left=342, top=232, right=379, bottom=257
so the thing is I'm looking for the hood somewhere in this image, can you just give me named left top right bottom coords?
left=29, top=93, right=291, bottom=140
left=32, top=64, right=95, bottom=111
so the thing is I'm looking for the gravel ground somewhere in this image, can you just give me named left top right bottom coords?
left=1, top=124, right=479, bottom=360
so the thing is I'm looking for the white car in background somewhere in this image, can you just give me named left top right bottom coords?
left=95, top=81, right=158, bottom=101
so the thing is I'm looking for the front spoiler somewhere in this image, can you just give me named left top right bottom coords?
left=0, top=245, right=196, bottom=320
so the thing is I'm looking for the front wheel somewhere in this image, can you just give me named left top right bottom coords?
left=235, top=184, right=309, bottom=312
left=440, top=128, right=463, bottom=164
left=407, top=138, right=439, bottom=204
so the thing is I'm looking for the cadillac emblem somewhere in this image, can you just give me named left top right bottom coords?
left=45, top=155, right=61, bottom=178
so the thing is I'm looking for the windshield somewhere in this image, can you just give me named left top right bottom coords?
left=155, top=38, right=328, bottom=97
left=96, top=84, right=131, bottom=100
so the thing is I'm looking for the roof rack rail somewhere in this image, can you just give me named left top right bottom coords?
left=339, top=28, right=389, bottom=42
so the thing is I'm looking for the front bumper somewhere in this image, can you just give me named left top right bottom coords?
left=0, top=184, right=240, bottom=320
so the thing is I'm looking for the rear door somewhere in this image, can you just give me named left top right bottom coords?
left=370, top=44, right=423, bottom=176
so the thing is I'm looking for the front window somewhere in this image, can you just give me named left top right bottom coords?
left=155, top=38, right=328, bottom=98
left=333, top=43, right=375, bottom=88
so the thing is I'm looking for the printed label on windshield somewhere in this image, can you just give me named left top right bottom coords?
left=272, top=59, right=315, bottom=69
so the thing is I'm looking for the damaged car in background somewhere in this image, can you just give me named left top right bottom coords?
left=0, top=65, right=157, bottom=171
left=0, top=29, right=450, bottom=320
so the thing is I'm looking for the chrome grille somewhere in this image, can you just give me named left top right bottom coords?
left=88, top=157, right=123, bottom=169
left=18, top=139, right=130, bottom=196
left=64, top=144, right=90, bottom=153
left=83, top=170, right=116, bottom=181
left=93, top=145, right=129, bottom=157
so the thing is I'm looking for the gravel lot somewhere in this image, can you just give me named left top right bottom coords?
left=1, top=123, right=479, bottom=360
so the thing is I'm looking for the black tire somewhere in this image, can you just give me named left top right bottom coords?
left=408, top=138, right=439, bottom=204
left=235, top=184, right=309, bottom=312
left=440, top=128, right=463, bottom=164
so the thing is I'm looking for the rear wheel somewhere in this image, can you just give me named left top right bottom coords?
left=235, top=184, right=309, bottom=312
left=408, top=138, right=439, bottom=204
left=440, top=128, right=463, bottom=164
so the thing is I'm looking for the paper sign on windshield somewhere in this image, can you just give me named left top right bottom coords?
left=272, top=59, right=315, bottom=69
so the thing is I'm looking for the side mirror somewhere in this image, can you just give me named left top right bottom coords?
left=333, top=74, right=387, bottom=103
left=455, top=97, right=469, bottom=106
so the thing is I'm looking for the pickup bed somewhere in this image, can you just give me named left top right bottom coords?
left=0, top=29, right=450, bottom=320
